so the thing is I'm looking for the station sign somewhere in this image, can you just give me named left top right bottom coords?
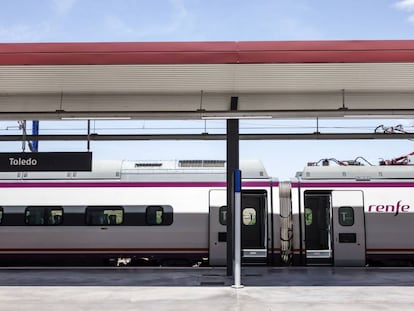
left=0, top=152, right=92, bottom=172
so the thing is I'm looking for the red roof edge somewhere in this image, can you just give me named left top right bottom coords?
left=0, top=40, right=414, bottom=65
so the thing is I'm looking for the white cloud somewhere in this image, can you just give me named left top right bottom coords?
left=273, top=17, right=324, bottom=40
left=52, top=0, right=77, bottom=15
left=104, top=16, right=135, bottom=36
left=393, top=1, right=414, bottom=25
left=104, top=0, right=195, bottom=40
left=394, top=0, right=414, bottom=11
left=165, top=0, right=192, bottom=34
left=408, top=14, right=414, bottom=24
left=0, top=22, right=52, bottom=42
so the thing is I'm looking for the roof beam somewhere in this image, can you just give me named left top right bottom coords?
left=1, top=41, right=414, bottom=120
left=1, top=133, right=414, bottom=141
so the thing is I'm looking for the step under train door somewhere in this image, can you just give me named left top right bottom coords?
left=332, top=190, right=366, bottom=266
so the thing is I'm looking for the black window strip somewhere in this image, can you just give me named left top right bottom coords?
left=0, top=206, right=173, bottom=226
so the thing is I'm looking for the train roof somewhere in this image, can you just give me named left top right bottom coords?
left=0, top=159, right=269, bottom=181
left=299, top=165, right=414, bottom=180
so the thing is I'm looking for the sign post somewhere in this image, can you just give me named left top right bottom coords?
left=232, top=169, right=243, bottom=289
left=31, top=120, right=39, bottom=152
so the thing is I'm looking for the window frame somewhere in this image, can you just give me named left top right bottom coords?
left=242, top=207, right=257, bottom=226
left=338, top=206, right=355, bottom=226
left=305, top=207, right=313, bottom=226
left=145, top=205, right=173, bottom=226
left=146, top=205, right=164, bottom=225
left=85, top=206, right=124, bottom=226
left=24, top=206, right=64, bottom=226
left=219, top=206, right=227, bottom=225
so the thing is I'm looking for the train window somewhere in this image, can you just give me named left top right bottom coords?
left=144, top=206, right=173, bottom=226
left=48, top=209, right=63, bottom=225
left=85, top=207, right=124, bottom=225
left=0, top=207, right=3, bottom=224
left=242, top=208, right=256, bottom=226
left=146, top=206, right=164, bottom=225
left=338, top=206, right=354, bottom=226
left=25, top=207, right=63, bottom=225
left=305, top=208, right=313, bottom=226
left=219, top=206, right=227, bottom=225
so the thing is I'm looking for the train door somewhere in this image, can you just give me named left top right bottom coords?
left=241, top=191, right=267, bottom=261
left=304, top=192, right=333, bottom=264
left=332, top=190, right=366, bottom=266
left=208, top=190, right=267, bottom=265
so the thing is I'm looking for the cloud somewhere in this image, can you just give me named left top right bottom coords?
left=395, top=0, right=414, bottom=10
left=0, top=22, right=52, bottom=42
left=104, top=16, right=135, bottom=36
left=104, top=0, right=195, bottom=40
left=164, top=0, right=192, bottom=34
left=52, top=0, right=77, bottom=15
left=394, top=0, right=414, bottom=24
left=0, top=1, right=76, bottom=42
left=273, top=17, right=324, bottom=40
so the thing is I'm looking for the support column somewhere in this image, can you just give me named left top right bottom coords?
left=31, top=120, right=39, bottom=152
left=226, top=96, right=239, bottom=276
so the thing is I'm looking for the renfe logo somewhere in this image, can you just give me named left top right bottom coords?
left=368, top=200, right=410, bottom=216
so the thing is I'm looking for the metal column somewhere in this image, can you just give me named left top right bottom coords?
left=226, top=96, right=239, bottom=276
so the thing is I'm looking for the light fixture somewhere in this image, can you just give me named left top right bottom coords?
left=201, top=115, right=273, bottom=120
left=61, top=116, right=132, bottom=120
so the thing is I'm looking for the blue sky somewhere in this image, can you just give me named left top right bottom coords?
left=0, top=0, right=414, bottom=42
left=1, top=0, right=414, bottom=178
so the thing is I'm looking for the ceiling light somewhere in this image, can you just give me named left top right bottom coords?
left=61, top=117, right=132, bottom=120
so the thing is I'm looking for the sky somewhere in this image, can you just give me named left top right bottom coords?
left=1, top=0, right=414, bottom=179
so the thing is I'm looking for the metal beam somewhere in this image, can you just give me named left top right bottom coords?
left=226, top=96, right=239, bottom=277
left=1, top=108, right=414, bottom=121
left=1, top=133, right=414, bottom=141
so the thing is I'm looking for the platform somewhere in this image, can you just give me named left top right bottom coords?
left=0, top=267, right=414, bottom=310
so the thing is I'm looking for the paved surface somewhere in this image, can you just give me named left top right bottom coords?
left=0, top=267, right=414, bottom=310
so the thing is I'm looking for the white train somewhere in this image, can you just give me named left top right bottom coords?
left=1, top=157, right=414, bottom=267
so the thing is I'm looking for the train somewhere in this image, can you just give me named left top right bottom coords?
left=1, top=155, right=414, bottom=267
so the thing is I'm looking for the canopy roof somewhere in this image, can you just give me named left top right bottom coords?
left=1, top=40, right=414, bottom=120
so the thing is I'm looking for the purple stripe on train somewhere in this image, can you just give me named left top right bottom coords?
left=291, top=182, right=414, bottom=188
left=0, top=181, right=275, bottom=188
